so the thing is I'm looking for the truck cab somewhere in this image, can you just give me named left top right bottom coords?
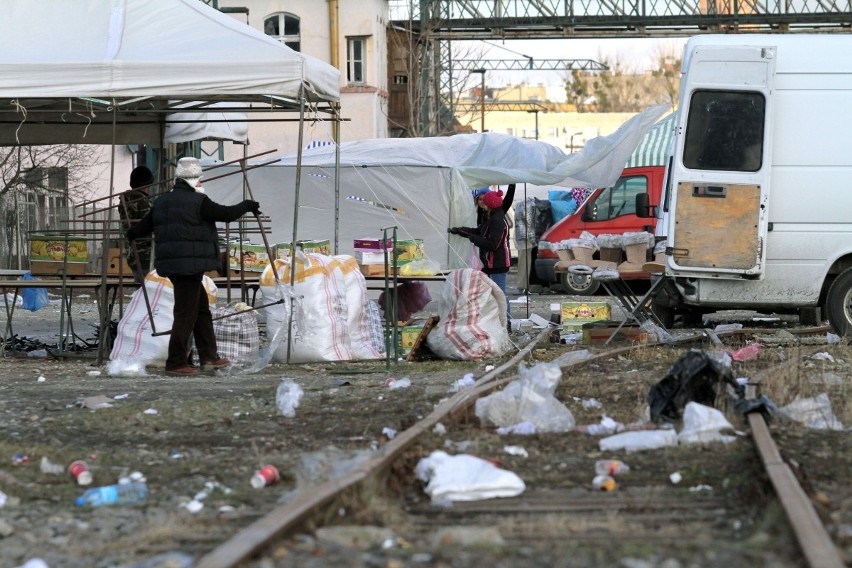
left=535, top=164, right=665, bottom=294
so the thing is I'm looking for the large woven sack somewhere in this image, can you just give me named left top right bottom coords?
left=426, top=268, right=510, bottom=360
left=110, top=271, right=217, bottom=367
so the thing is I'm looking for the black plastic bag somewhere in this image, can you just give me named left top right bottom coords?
left=648, top=349, right=745, bottom=423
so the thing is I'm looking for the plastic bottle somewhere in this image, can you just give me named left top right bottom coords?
left=68, top=460, right=93, bottom=486
left=592, top=475, right=617, bottom=491
left=594, top=459, right=630, bottom=477
left=250, top=465, right=280, bottom=489
left=75, top=481, right=148, bottom=507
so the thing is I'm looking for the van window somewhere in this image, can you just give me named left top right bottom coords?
left=588, top=175, right=648, bottom=220
left=683, top=90, right=765, bottom=172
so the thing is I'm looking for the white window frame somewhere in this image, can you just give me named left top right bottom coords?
left=347, top=36, right=368, bottom=85
left=263, top=12, right=300, bottom=52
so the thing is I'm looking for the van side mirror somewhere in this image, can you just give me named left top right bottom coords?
left=635, top=192, right=655, bottom=218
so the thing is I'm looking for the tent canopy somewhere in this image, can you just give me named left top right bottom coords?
left=0, top=0, right=340, bottom=145
left=625, top=113, right=675, bottom=168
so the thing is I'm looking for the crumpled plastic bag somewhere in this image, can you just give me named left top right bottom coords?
left=414, top=450, right=525, bottom=502
left=778, top=393, right=844, bottom=430
left=677, top=402, right=738, bottom=444
left=475, top=362, right=575, bottom=432
left=648, top=349, right=744, bottom=423
left=379, top=281, right=431, bottom=323
left=21, top=272, right=50, bottom=312
left=599, top=429, right=678, bottom=452
left=398, top=259, right=441, bottom=277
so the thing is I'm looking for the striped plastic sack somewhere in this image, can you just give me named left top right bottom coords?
left=426, top=268, right=510, bottom=360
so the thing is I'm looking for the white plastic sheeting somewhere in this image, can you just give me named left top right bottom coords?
left=203, top=105, right=668, bottom=269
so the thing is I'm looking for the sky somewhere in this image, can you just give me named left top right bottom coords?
left=459, top=37, right=689, bottom=87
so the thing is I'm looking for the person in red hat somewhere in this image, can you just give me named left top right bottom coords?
left=449, top=187, right=514, bottom=326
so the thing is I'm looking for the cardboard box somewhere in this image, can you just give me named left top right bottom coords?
left=395, top=239, right=425, bottom=262
left=228, top=243, right=271, bottom=273
left=399, top=324, right=426, bottom=356
left=353, top=237, right=393, bottom=250
left=561, top=301, right=611, bottom=331
left=582, top=321, right=651, bottom=344
left=298, top=239, right=331, bottom=256
left=355, top=251, right=396, bottom=265
left=107, top=247, right=131, bottom=276
left=29, top=236, right=88, bottom=263
left=30, top=260, right=87, bottom=276
left=359, top=263, right=397, bottom=277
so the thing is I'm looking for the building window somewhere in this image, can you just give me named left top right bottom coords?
left=393, top=75, right=408, bottom=85
left=264, top=12, right=300, bottom=52
left=347, top=37, right=367, bottom=84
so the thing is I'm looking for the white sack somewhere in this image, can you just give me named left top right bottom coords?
left=109, top=271, right=217, bottom=368
left=778, top=393, right=844, bottom=430
left=414, top=450, right=525, bottom=502
left=259, top=253, right=354, bottom=363
left=426, top=269, right=510, bottom=360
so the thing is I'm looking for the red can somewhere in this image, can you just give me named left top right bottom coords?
left=250, top=465, right=280, bottom=489
left=68, top=460, right=93, bottom=486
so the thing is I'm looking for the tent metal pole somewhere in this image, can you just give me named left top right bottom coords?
left=333, top=104, right=341, bottom=254
left=96, top=104, right=119, bottom=364
left=285, top=91, right=307, bottom=364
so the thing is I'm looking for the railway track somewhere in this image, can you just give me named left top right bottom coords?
left=196, top=326, right=849, bottom=568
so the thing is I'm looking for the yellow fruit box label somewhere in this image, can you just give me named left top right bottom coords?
left=29, top=236, right=89, bottom=262
left=562, top=301, right=611, bottom=330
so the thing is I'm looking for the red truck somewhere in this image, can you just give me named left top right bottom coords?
left=534, top=164, right=666, bottom=295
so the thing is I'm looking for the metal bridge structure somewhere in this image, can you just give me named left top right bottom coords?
left=389, top=0, right=852, bottom=134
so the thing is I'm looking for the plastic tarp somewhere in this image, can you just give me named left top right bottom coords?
left=203, top=105, right=667, bottom=269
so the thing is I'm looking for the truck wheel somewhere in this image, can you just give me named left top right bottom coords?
left=560, top=271, right=600, bottom=296
left=825, top=268, right=852, bottom=335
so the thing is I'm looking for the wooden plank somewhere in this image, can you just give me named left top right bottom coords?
left=405, top=316, right=438, bottom=361
left=674, top=182, right=760, bottom=270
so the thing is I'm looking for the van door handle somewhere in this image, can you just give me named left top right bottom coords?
left=692, top=185, right=726, bottom=198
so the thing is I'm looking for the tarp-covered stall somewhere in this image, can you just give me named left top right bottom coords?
left=204, top=105, right=667, bottom=269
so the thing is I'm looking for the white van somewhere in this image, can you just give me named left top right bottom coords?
left=649, top=34, right=852, bottom=333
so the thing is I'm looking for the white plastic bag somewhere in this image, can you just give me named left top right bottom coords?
left=414, top=450, right=525, bottom=502
left=475, top=362, right=575, bottom=432
left=276, top=379, right=303, bottom=418
left=677, top=402, right=737, bottom=444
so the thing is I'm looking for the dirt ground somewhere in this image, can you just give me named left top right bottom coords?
left=0, top=281, right=850, bottom=568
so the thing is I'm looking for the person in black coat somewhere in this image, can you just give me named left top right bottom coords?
left=449, top=188, right=513, bottom=324
left=127, top=157, right=261, bottom=376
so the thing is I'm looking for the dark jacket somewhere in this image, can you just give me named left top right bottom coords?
left=459, top=207, right=511, bottom=274
left=127, top=179, right=254, bottom=277
left=476, top=183, right=515, bottom=226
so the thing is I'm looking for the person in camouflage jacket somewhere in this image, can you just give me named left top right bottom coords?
left=120, top=166, right=154, bottom=282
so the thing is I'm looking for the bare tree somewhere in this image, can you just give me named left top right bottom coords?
left=649, top=42, right=682, bottom=109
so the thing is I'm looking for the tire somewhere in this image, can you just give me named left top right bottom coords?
left=825, top=268, right=852, bottom=335
left=560, top=271, right=600, bottom=296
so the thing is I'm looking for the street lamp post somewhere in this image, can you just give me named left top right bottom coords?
left=470, top=69, right=486, bottom=132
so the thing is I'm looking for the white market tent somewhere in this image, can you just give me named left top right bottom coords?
left=0, top=0, right=340, bottom=146
left=203, top=105, right=668, bottom=269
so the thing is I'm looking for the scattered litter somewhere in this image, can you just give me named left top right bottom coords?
left=648, top=349, right=744, bottom=422
left=714, top=323, right=743, bottom=333
left=509, top=296, right=528, bottom=304
left=826, top=332, right=840, bottom=344
left=560, top=331, right=583, bottom=345
left=0, top=490, right=6, bottom=507
left=295, top=446, right=373, bottom=490
left=39, top=457, right=64, bottom=475
left=386, top=377, right=411, bottom=389
left=689, top=484, right=713, bottom=492
left=592, top=475, right=617, bottom=491
left=17, top=560, right=49, bottom=568
left=808, top=352, right=834, bottom=362
left=640, top=319, right=676, bottom=344
left=114, top=394, right=129, bottom=400
left=170, top=450, right=183, bottom=460
left=484, top=365, right=495, bottom=372
left=143, top=408, right=158, bottom=415
left=495, top=422, right=537, bottom=436
left=184, top=500, right=204, bottom=514
left=27, top=350, right=47, bottom=358
left=330, top=379, right=351, bottom=387
left=36, top=376, right=46, bottom=382
left=728, top=343, right=761, bottom=362
left=382, top=427, right=397, bottom=440
left=432, top=423, right=446, bottom=435
left=106, top=358, right=148, bottom=376
left=551, top=349, right=592, bottom=367
left=581, top=398, right=602, bottom=410
left=595, top=460, right=629, bottom=476
left=527, top=313, right=554, bottom=328
left=599, top=429, right=678, bottom=452
left=86, top=370, right=101, bottom=376
left=576, top=415, right=621, bottom=436
left=276, top=379, right=304, bottom=417
left=736, top=377, right=749, bottom=385
left=448, top=373, right=475, bottom=393
left=503, top=446, right=528, bottom=458
left=476, top=362, right=575, bottom=432
left=414, top=450, right=525, bottom=502
left=78, top=395, right=114, bottom=410
left=677, top=403, right=737, bottom=445
left=778, top=393, right=844, bottom=430
left=670, top=472, right=683, bottom=484
left=250, top=465, right=280, bottom=489
left=12, top=453, right=28, bottom=465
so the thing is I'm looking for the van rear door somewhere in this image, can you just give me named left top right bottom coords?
left=669, top=45, right=776, bottom=278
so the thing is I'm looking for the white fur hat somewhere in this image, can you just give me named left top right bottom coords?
left=175, top=157, right=203, bottom=183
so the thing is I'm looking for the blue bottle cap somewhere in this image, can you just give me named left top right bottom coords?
left=75, top=497, right=86, bottom=506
